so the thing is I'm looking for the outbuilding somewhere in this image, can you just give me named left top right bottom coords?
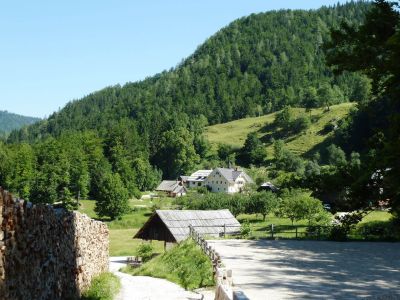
left=155, top=180, right=187, bottom=197
left=134, top=209, right=241, bottom=246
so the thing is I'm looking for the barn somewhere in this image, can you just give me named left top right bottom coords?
left=134, top=209, right=241, bottom=244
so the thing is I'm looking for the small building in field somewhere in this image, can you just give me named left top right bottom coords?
left=134, top=209, right=241, bottom=244
left=186, top=169, right=213, bottom=188
left=156, top=180, right=187, bottom=197
left=204, top=168, right=254, bottom=193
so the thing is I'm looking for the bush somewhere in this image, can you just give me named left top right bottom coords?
left=329, top=224, right=348, bottom=241
left=135, top=243, right=154, bottom=262
left=81, top=272, right=121, bottom=300
left=240, top=221, right=251, bottom=238
left=329, top=211, right=363, bottom=241
left=357, top=220, right=400, bottom=241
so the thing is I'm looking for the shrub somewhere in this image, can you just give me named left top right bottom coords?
left=135, top=243, right=154, bottom=262
left=329, top=211, right=363, bottom=241
left=357, top=220, right=400, bottom=241
left=240, top=221, right=251, bottom=238
left=81, top=272, right=121, bottom=300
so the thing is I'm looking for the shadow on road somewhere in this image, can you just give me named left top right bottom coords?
left=210, top=239, right=400, bottom=299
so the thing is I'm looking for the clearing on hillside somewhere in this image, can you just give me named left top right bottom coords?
left=204, top=102, right=355, bottom=157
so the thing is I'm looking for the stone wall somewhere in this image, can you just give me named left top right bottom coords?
left=0, top=188, right=109, bottom=300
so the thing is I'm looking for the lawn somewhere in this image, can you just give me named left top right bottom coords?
left=77, top=197, right=174, bottom=256
left=78, top=196, right=396, bottom=256
left=236, top=210, right=394, bottom=240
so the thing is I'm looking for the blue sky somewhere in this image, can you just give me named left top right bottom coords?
left=0, top=0, right=350, bottom=118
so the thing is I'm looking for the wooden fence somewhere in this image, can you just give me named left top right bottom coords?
left=189, top=225, right=235, bottom=300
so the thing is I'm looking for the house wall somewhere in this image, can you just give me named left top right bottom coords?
left=204, top=170, right=230, bottom=193
left=188, top=181, right=203, bottom=188
left=0, top=188, right=109, bottom=300
left=205, top=171, right=247, bottom=194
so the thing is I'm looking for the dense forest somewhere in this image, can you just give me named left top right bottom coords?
left=9, top=2, right=370, bottom=143
left=4, top=1, right=396, bottom=218
left=0, top=111, right=39, bottom=138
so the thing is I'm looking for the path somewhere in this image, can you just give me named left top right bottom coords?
left=109, top=257, right=214, bottom=300
left=208, top=239, right=400, bottom=300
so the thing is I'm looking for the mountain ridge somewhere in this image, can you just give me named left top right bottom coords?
left=0, top=110, right=40, bottom=136
left=8, top=1, right=371, bottom=144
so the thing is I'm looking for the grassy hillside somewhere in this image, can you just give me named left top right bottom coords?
left=204, top=102, right=355, bottom=157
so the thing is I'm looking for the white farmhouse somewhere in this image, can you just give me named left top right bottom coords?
left=204, top=168, right=254, bottom=193
left=186, top=169, right=213, bottom=188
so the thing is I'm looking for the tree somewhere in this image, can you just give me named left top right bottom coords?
left=276, top=189, right=326, bottom=225
left=156, top=127, right=200, bottom=179
left=291, top=115, right=311, bottom=134
left=302, top=87, right=319, bottom=115
left=217, top=144, right=236, bottom=166
left=95, top=172, right=129, bottom=220
left=240, top=132, right=266, bottom=166
left=326, top=144, right=347, bottom=168
left=7, top=143, right=35, bottom=200
left=324, top=0, right=400, bottom=217
left=317, top=84, right=334, bottom=111
left=274, top=106, right=294, bottom=130
left=248, top=191, right=278, bottom=221
left=276, top=189, right=306, bottom=225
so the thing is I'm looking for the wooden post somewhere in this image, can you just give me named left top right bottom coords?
left=295, top=226, right=298, bottom=238
left=271, top=224, right=274, bottom=239
left=164, top=240, right=166, bottom=252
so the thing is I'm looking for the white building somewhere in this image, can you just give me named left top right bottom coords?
left=204, top=168, right=254, bottom=193
left=186, top=169, right=213, bottom=188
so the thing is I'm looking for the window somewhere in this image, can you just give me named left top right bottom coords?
left=220, top=181, right=222, bottom=184
left=218, top=188, right=219, bottom=191
left=198, top=182, right=201, bottom=187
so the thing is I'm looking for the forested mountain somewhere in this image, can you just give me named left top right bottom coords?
left=9, top=2, right=370, bottom=144
left=0, top=111, right=39, bottom=137
left=1, top=1, right=379, bottom=208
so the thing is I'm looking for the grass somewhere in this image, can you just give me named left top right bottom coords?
left=238, top=213, right=313, bottom=239
left=79, top=196, right=396, bottom=255
left=81, top=272, right=121, bottom=300
left=109, top=229, right=164, bottom=256
left=121, top=239, right=214, bottom=290
left=236, top=210, right=394, bottom=240
left=204, top=102, right=355, bottom=156
left=359, top=210, right=392, bottom=223
left=78, top=198, right=174, bottom=256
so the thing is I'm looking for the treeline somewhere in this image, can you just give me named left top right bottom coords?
left=0, top=129, right=161, bottom=208
left=177, top=188, right=331, bottom=226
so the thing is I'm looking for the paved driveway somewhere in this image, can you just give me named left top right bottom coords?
left=208, top=240, right=400, bottom=299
